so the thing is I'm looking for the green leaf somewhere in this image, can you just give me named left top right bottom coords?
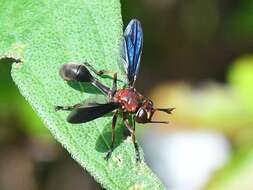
left=0, top=0, right=165, bottom=189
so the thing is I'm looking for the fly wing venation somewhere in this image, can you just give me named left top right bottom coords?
left=122, top=19, right=143, bottom=87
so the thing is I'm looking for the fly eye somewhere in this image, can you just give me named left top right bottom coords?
left=135, top=108, right=148, bottom=123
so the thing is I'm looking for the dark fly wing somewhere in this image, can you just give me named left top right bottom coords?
left=67, top=102, right=119, bottom=124
left=122, top=19, right=143, bottom=87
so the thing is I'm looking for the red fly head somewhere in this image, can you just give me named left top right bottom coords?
left=135, top=99, right=175, bottom=124
left=135, top=99, right=154, bottom=123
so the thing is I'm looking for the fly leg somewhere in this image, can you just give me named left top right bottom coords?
left=84, top=62, right=116, bottom=77
left=84, top=62, right=117, bottom=93
left=133, top=118, right=140, bottom=161
left=111, top=73, right=117, bottom=97
left=104, top=110, right=119, bottom=161
left=83, top=62, right=117, bottom=97
left=55, top=103, right=82, bottom=111
left=123, top=113, right=141, bottom=162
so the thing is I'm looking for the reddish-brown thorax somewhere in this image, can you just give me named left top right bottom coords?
left=113, top=88, right=146, bottom=113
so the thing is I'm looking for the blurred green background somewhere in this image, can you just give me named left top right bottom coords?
left=1, top=0, right=253, bottom=189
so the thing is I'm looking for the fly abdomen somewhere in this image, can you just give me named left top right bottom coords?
left=59, top=63, right=94, bottom=82
left=59, top=62, right=111, bottom=95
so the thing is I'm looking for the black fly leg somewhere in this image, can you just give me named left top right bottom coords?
left=132, top=118, right=140, bottom=162
left=104, top=110, right=119, bottom=161
left=55, top=103, right=82, bottom=111
left=83, top=62, right=117, bottom=97
left=123, top=113, right=141, bottom=162
left=84, top=62, right=116, bottom=77
left=111, top=73, right=117, bottom=96
left=83, top=62, right=118, bottom=97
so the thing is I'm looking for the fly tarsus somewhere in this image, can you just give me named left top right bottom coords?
left=110, top=73, right=117, bottom=97
left=134, top=141, right=141, bottom=162
left=54, top=103, right=81, bottom=111
left=123, top=113, right=142, bottom=163
left=84, top=62, right=116, bottom=78
left=104, top=145, right=113, bottom=161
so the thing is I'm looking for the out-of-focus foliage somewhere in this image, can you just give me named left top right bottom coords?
left=149, top=55, right=253, bottom=189
left=205, top=148, right=253, bottom=190
left=150, top=83, right=252, bottom=132
left=204, top=56, right=253, bottom=190
left=225, top=0, right=253, bottom=44
left=228, top=56, right=253, bottom=115
left=0, top=60, right=49, bottom=138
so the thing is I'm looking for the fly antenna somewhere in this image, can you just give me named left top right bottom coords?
left=150, top=120, right=169, bottom=124
left=155, top=108, right=175, bottom=114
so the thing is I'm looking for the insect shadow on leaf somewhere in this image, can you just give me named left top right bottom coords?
left=67, top=81, right=103, bottom=94
left=95, top=118, right=125, bottom=153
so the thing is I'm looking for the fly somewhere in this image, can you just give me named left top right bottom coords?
left=55, top=19, right=174, bottom=162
